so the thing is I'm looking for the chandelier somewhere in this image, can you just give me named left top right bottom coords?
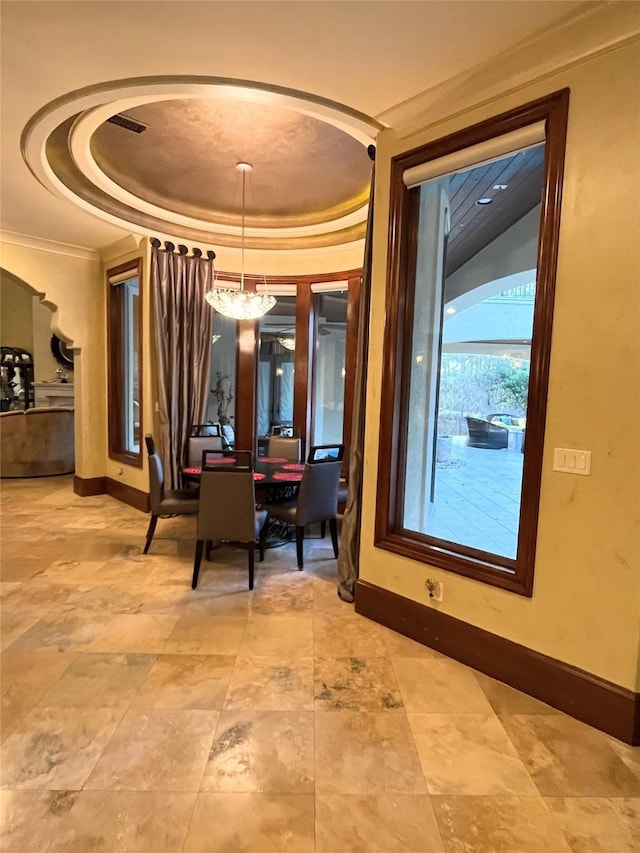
left=277, top=336, right=296, bottom=351
left=204, top=163, right=277, bottom=320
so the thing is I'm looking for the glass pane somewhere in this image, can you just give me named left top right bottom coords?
left=208, top=312, right=236, bottom=446
left=312, top=291, right=347, bottom=446
left=402, top=145, right=544, bottom=560
left=257, top=295, right=296, bottom=450
left=122, top=277, right=140, bottom=453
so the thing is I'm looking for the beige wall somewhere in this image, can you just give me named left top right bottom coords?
left=360, top=37, right=640, bottom=690
left=0, top=241, right=105, bottom=479
left=1, top=271, right=34, bottom=353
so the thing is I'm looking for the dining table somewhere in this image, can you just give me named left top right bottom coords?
left=182, top=455, right=305, bottom=506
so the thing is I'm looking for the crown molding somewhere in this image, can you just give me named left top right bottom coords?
left=0, top=230, right=99, bottom=262
left=378, top=2, right=639, bottom=139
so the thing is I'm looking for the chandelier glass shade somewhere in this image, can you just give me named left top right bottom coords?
left=204, top=162, right=276, bottom=321
left=277, top=336, right=296, bottom=351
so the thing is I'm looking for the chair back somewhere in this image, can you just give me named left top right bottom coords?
left=267, top=435, right=301, bottom=462
left=307, top=444, right=344, bottom=463
left=202, top=449, right=253, bottom=470
left=295, top=459, right=341, bottom=526
left=146, top=442, right=165, bottom=514
left=190, top=423, right=221, bottom=436
left=187, top=434, right=224, bottom=467
left=196, top=468, right=257, bottom=543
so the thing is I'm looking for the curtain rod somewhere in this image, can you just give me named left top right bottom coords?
left=150, top=237, right=216, bottom=260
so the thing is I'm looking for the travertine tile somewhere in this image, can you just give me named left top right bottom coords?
left=163, top=613, right=247, bottom=655
left=239, top=613, right=313, bottom=656
left=201, top=710, right=314, bottom=793
left=47, top=791, right=196, bottom=853
left=225, top=655, right=314, bottom=710
left=473, top=670, right=562, bottom=716
left=85, top=708, right=219, bottom=791
left=314, top=656, right=403, bottom=711
left=392, top=658, right=494, bottom=714
left=501, top=714, right=640, bottom=797
left=36, top=652, right=155, bottom=708
left=316, top=793, right=445, bottom=852
left=432, top=795, right=571, bottom=852
left=1, top=706, right=124, bottom=790
left=546, top=796, right=640, bottom=852
left=315, top=710, right=426, bottom=794
left=313, top=611, right=388, bottom=656
left=88, top=613, right=179, bottom=653
left=408, top=713, right=538, bottom=795
left=4, top=612, right=112, bottom=653
left=1, top=651, right=76, bottom=739
left=182, top=792, right=315, bottom=852
left=0, top=790, right=78, bottom=852
left=379, top=625, right=445, bottom=659
left=133, top=654, right=235, bottom=710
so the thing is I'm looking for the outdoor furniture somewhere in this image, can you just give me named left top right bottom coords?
left=191, top=456, right=267, bottom=590
left=465, top=415, right=509, bottom=450
left=143, top=435, right=199, bottom=554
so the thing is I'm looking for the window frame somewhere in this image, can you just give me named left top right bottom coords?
left=374, top=90, right=570, bottom=596
left=107, top=258, right=143, bottom=468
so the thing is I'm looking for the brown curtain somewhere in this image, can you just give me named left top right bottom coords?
left=151, top=246, right=215, bottom=488
left=337, top=159, right=375, bottom=602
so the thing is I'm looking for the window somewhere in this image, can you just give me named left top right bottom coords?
left=375, top=90, right=569, bottom=596
left=312, top=289, right=348, bottom=446
left=107, top=259, right=142, bottom=466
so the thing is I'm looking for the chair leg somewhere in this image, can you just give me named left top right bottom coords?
left=295, top=525, right=305, bottom=570
left=205, top=540, right=212, bottom=561
left=329, top=517, right=339, bottom=558
left=320, top=520, right=326, bottom=539
left=248, top=542, right=255, bottom=590
left=192, top=540, right=204, bottom=589
left=143, top=515, right=158, bottom=554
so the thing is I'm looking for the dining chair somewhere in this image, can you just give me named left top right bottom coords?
left=191, top=455, right=267, bottom=590
left=267, top=435, right=301, bottom=462
left=260, top=458, right=341, bottom=570
left=143, top=435, right=200, bottom=554
left=186, top=427, right=224, bottom=468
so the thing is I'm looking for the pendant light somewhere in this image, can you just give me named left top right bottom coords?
left=204, top=162, right=277, bottom=320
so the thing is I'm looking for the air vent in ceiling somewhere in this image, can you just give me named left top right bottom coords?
left=107, top=113, right=147, bottom=134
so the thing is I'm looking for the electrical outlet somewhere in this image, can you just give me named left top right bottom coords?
left=425, top=578, right=444, bottom=602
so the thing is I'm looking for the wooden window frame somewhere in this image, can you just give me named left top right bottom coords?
left=375, top=90, right=570, bottom=597
left=107, top=258, right=143, bottom=468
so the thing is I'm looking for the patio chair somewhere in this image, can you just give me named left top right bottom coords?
left=465, top=416, right=509, bottom=450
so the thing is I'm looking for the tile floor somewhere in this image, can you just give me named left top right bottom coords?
left=1, top=475, right=639, bottom=852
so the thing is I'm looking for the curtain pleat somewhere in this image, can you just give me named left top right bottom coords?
left=336, top=163, right=375, bottom=602
left=151, top=248, right=215, bottom=488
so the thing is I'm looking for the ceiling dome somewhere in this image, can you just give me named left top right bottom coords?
left=23, top=76, right=380, bottom=252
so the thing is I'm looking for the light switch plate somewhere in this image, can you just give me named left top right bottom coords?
left=553, top=448, right=591, bottom=475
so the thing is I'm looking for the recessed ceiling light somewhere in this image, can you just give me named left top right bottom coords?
left=445, top=307, right=456, bottom=315
left=476, top=197, right=493, bottom=205
left=493, top=184, right=508, bottom=190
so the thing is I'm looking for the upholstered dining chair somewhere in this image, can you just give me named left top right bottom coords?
left=266, top=435, right=301, bottom=462
left=306, top=445, right=347, bottom=534
left=143, top=435, right=200, bottom=554
left=186, top=425, right=224, bottom=468
left=191, top=456, right=267, bottom=590
left=260, top=458, right=341, bottom=570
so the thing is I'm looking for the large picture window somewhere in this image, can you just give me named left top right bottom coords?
left=375, top=91, right=569, bottom=595
left=107, top=259, right=142, bottom=467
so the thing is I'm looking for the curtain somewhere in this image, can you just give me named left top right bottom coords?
left=337, top=160, right=375, bottom=602
left=151, top=247, right=215, bottom=488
